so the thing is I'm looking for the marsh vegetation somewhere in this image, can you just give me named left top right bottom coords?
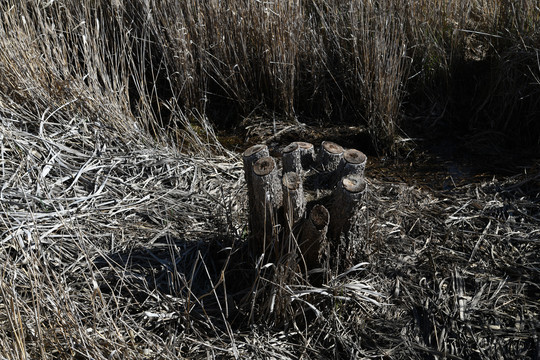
left=0, top=1, right=539, bottom=358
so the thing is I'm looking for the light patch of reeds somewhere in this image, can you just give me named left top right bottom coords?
left=0, top=0, right=539, bottom=358
left=1, top=1, right=539, bottom=152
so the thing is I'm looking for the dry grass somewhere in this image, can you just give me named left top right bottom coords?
left=2, top=1, right=538, bottom=152
left=1, top=107, right=538, bottom=358
left=0, top=1, right=539, bottom=359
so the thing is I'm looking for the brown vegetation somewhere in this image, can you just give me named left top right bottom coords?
left=1, top=1, right=539, bottom=151
left=0, top=1, right=539, bottom=359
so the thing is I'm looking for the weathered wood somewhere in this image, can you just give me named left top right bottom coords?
left=243, top=144, right=270, bottom=200
left=317, top=141, right=344, bottom=172
left=243, top=144, right=270, bottom=239
left=243, top=145, right=269, bottom=177
left=297, top=141, right=315, bottom=170
left=243, top=141, right=368, bottom=273
left=282, top=142, right=302, bottom=174
left=282, top=141, right=315, bottom=174
left=282, top=172, right=305, bottom=226
left=250, top=156, right=283, bottom=256
left=299, top=204, right=329, bottom=268
left=328, top=174, right=367, bottom=242
left=337, top=149, right=367, bottom=178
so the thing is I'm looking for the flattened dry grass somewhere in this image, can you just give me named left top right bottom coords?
left=0, top=1, right=539, bottom=359
left=0, top=108, right=239, bottom=358
left=1, top=109, right=538, bottom=359
left=0, top=109, right=382, bottom=358
left=362, top=173, right=540, bottom=359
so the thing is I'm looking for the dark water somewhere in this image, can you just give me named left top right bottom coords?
left=369, top=137, right=540, bottom=190
left=368, top=154, right=481, bottom=191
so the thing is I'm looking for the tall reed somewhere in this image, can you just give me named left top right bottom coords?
left=1, top=1, right=538, bottom=152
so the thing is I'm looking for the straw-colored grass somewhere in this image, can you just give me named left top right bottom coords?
left=2, top=1, right=538, bottom=152
left=0, top=1, right=539, bottom=359
left=1, top=106, right=538, bottom=358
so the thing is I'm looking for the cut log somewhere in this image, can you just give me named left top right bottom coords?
left=337, top=149, right=367, bottom=178
left=242, top=141, right=369, bottom=274
left=243, top=144, right=269, bottom=178
left=243, top=144, right=270, bottom=237
left=282, top=141, right=316, bottom=174
left=328, top=174, right=367, bottom=242
left=282, top=142, right=302, bottom=174
left=317, top=141, right=344, bottom=172
left=299, top=204, right=329, bottom=268
left=243, top=144, right=270, bottom=200
left=282, top=172, right=306, bottom=226
left=297, top=142, right=315, bottom=170
left=250, top=156, right=283, bottom=256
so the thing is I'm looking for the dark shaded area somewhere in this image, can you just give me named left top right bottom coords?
left=208, top=54, right=540, bottom=186
left=403, top=49, right=540, bottom=170
left=91, top=234, right=262, bottom=333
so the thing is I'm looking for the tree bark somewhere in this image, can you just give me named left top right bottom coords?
left=337, top=149, right=367, bottom=178
left=328, top=174, right=367, bottom=242
left=317, top=141, right=344, bottom=172
left=299, top=204, right=330, bottom=268
left=282, top=171, right=305, bottom=226
left=282, top=142, right=302, bottom=174
left=243, top=141, right=368, bottom=271
left=296, top=141, right=315, bottom=170
left=243, top=144, right=270, bottom=239
left=250, top=156, right=283, bottom=256
left=282, top=141, right=315, bottom=174
left=243, top=144, right=270, bottom=179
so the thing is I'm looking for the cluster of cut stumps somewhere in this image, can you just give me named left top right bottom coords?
left=243, top=141, right=368, bottom=271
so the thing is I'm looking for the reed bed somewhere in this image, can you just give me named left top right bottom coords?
left=2, top=1, right=538, bottom=152
left=0, top=0, right=539, bottom=359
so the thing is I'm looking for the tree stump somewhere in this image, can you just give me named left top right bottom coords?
left=282, top=142, right=302, bottom=174
left=250, top=156, right=283, bottom=256
left=243, top=144, right=270, bottom=238
left=328, top=174, right=367, bottom=242
left=299, top=204, right=329, bottom=268
left=282, top=141, right=315, bottom=173
left=243, top=140, right=368, bottom=273
left=243, top=144, right=270, bottom=176
left=317, top=141, right=344, bottom=172
left=296, top=141, right=316, bottom=170
left=282, top=172, right=305, bottom=226
left=338, top=149, right=367, bottom=178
